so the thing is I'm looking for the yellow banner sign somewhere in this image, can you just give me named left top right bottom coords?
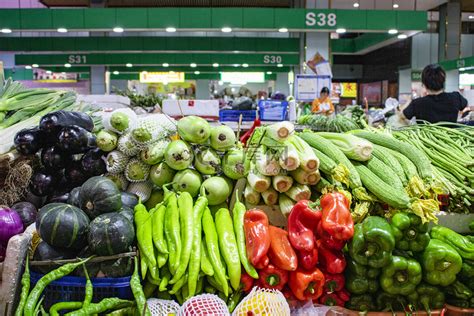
left=341, top=82, right=357, bottom=98
left=140, top=72, right=185, bottom=83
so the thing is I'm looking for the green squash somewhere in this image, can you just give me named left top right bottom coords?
left=121, top=191, right=138, bottom=209
left=100, top=255, right=133, bottom=277
left=79, top=176, right=122, bottom=219
left=36, top=203, right=90, bottom=250
left=67, top=187, right=81, bottom=207
left=88, top=212, right=135, bottom=256
left=118, top=206, right=134, bottom=225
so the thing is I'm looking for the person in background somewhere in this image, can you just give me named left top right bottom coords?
left=402, top=64, right=467, bottom=123
left=312, top=87, right=334, bottom=116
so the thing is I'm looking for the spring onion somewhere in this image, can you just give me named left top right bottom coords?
left=279, top=194, right=295, bottom=217
left=247, top=167, right=271, bottom=193
left=255, top=147, right=281, bottom=176
left=272, top=174, right=293, bottom=193
left=244, top=183, right=261, bottom=205
left=261, top=187, right=278, bottom=205
left=278, top=143, right=300, bottom=171
left=265, top=121, right=295, bottom=142
left=288, top=135, right=319, bottom=172
left=284, top=184, right=311, bottom=201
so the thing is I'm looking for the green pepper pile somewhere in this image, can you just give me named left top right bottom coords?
left=345, top=214, right=474, bottom=313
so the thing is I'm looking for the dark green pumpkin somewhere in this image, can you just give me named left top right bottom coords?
left=74, top=246, right=100, bottom=277
left=100, top=255, right=133, bottom=277
left=121, top=191, right=138, bottom=209
left=118, top=206, right=134, bottom=225
left=88, top=212, right=134, bottom=256
left=79, top=176, right=122, bottom=219
left=32, top=241, right=75, bottom=274
left=67, top=187, right=81, bottom=207
left=36, top=203, right=90, bottom=250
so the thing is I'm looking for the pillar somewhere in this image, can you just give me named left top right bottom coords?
left=275, top=73, right=289, bottom=96
left=90, top=66, right=106, bottom=94
left=195, top=79, right=209, bottom=99
left=438, top=0, right=461, bottom=62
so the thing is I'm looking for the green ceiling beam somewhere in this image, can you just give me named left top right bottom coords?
left=109, top=73, right=277, bottom=81
left=439, top=56, right=474, bottom=71
left=107, top=65, right=289, bottom=72
left=0, top=36, right=299, bottom=53
left=332, top=33, right=396, bottom=54
left=15, top=53, right=299, bottom=66
left=0, top=8, right=427, bottom=32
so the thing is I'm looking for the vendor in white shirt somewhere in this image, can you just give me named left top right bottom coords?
left=311, top=87, right=334, bottom=116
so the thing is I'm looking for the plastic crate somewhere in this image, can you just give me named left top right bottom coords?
left=258, top=100, right=288, bottom=121
left=219, top=110, right=257, bottom=122
left=30, top=272, right=133, bottom=309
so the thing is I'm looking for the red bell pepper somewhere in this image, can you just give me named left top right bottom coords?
left=241, top=272, right=255, bottom=293
left=316, top=221, right=345, bottom=251
left=288, top=267, right=325, bottom=301
left=244, top=209, right=271, bottom=267
left=320, top=292, right=344, bottom=307
left=282, top=286, right=299, bottom=309
left=297, top=248, right=318, bottom=271
left=323, top=273, right=345, bottom=293
left=257, top=264, right=288, bottom=291
left=288, top=200, right=321, bottom=252
left=320, top=193, right=354, bottom=241
left=337, top=288, right=350, bottom=302
left=254, top=256, right=269, bottom=270
left=316, top=240, right=346, bottom=274
left=267, top=226, right=298, bottom=271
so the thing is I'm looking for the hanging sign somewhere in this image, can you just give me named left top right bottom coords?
left=140, top=72, right=185, bottom=83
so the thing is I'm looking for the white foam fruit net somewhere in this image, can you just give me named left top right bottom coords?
left=178, top=294, right=230, bottom=316
left=233, top=287, right=290, bottom=316
left=147, top=298, right=181, bottom=316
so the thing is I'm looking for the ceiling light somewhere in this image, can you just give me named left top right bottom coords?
left=233, top=64, right=240, bottom=67
left=469, top=15, right=474, bottom=19
left=218, top=81, right=224, bottom=85
left=393, top=3, right=399, bottom=8
left=57, top=27, right=68, bottom=33
left=46, top=70, right=52, bottom=74
left=32, top=64, right=39, bottom=68
left=162, top=63, right=169, bottom=67
left=233, top=50, right=239, bottom=53
left=277, top=64, right=283, bottom=68
left=126, top=63, right=133, bottom=68
left=166, top=27, right=177, bottom=32
left=398, top=34, right=408, bottom=39
left=25, top=65, right=32, bottom=69
left=64, top=63, right=71, bottom=68
left=113, top=27, right=124, bottom=33
left=278, top=28, right=288, bottom=33
left=61, top=72, right=66, bottom=75
left=113, top=71, right=119, bottom=75
left=388, top=29, right=398, bottom=34
left=1, top=28, right=12, bottom=34
left=460, top=67, right=466, bottom=71
left=336, top=28, right=346, bottom=34
left=266, top=71, right=272, bottom=74
left=141, top=71, right=148, bottom=75
left=169, top=70, right=175, bottom=74
left=353, top=2, right=359, bottom=8
left=242, top=63, right=249, bottom=68
left=221, top=27, right=232, bottom=33
left=190, top=63, right=197, bottom=68
left=212, top=63, right=219, bottom=68
left=194, top=71, right=200, bottom=75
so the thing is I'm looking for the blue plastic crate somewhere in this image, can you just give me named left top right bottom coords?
left=30, top=272, right=133, bottom=309
left=219, top=110, right=257, bottom=122
left=258, top=100, right=288, bottom=121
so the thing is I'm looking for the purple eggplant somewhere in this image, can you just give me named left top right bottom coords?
left=58, top=125, right=96, bottom=154
left=41, top=146, right=67, bottom=170
left=39, top=111, right=94, bottom=135
left=14, top=127, right=45, bottom=155
left=81, top=148, right=106, bottom=176
left=29, top=169, right=60, bottom=197
left=10, top=201, right=37, bottom=228
left=64, top=160, right=87, bottom=186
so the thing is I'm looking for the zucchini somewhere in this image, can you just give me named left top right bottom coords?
left=353, top=162, right=411, bottom=209
left=364, top=156, right=404, bottom=191
left=371, top=145, right=407, bottom=186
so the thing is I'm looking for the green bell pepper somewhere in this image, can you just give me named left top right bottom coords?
left=430, top=226, right=474, bottom=260
left=345, top=294, right=376, bottom=312
left=348, top=216, right=395, bottom=268
left=408, top=283, right=445, bottom=314
left=445, top=280, right=473, bottom=300
left=345, top=257, right=380, bottom=294
left=446, top=298, right=470, bottom=308
left=391, top=212, right=430, bottom=252
left=459, top=260, right=474, bottom=281
left=421, top=239, right=462, bottom=286
left=380, top=255, right=422, bottom=295
left=376, top=292, right=407, bottom=312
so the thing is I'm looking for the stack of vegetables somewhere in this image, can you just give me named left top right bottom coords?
left=297, top=105, right=367, bottom=133
left=344, top=214, right=474, bottom=313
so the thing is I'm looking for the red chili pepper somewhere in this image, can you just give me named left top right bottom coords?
left=268, top=226, right=298, bottom=271
left=257, top=264, right=289, bottom=291
left=320, top=193, right=354, bottom=241
left=323, top=273, right=345, bottom=293
left=320, top=292, right=345, bottom=307
left=288, top=200, right=321, bottom=252
left=316, top=240, right=346, bottom=275
left=240, top=271, right=255, bottom=293
left=244, top=209, right=271, bottom=267
left=337, top=288, right=351, bottom=302
left=297, top=248, right=318, bottom=271
left=240, top=117, right=261, bottom=146
left=316, top=221, right=345, bottom=251
left=288, top=268, right=325, bottom=301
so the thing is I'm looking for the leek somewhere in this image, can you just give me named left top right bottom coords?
left=265, top=121, right=295, bottom=142
left=307, top=170, right=321, bottom=186
left=272, top=174, right=293, bottom=193
left=247, top=166, right=271, bottom=193
left=289, top=135, right=319, bottom=172
left=290, top=168, right=316, bottom=185
left=279, top=194, right=295, bottom=217
left=261, top=187, right=278, bottom=205
left=318, top=132, right=373, bottom=161
left=279, top=143, right=300, bottom=171
left=244, top=183, right=261, bottom=205
left=285, top=184, right=311, bottom=201
left=255, top=147, right=281, bottom=176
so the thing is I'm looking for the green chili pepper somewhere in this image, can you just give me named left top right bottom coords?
left=64, top=298, right=133, bottom=316
left=227, top=290, right=243, bottom=313
left=430, top=226, right=474, bottom=260
left=157, top=251, right=168, bottom=268
left=24, top=257, right=92, bottom=316
left=175, top=292, right=184, bottom=305
left=215, top=208, right=241, bottom=291
left=131, top=257, right=151, bottom=316
left=207, top=275, right=232, bottom=295
left=182, top=283, right=190, bottom=300
left=156, top=291, right=172, bottom=300
left=188, top=195, right=208, bottom=297
left=82, top=265, right=93, bottom=309
left=200, top=238, right=214, bottom=277
left=169, top=274, right=187, bottom=295
left=204, top=285, right=217, bottom=294
left=105, top=306, right=136, bottom=316
left=196, top=277, right=204, bottom=294
left=233, top=191, right=258, bottom=279
left=217, top=291, right=228, bottom=303
left=33, top=296, right=44, bottom=316
left=159, top=267, right=171, bottom=292
left=15, top=256, right=30, bottom=316
left=141, top=256, right=148, bottom=279
left=148, top=265, right=160, bottom=282
left=170, top=192, right=194, bottom=284
left=164, top=190, right=181, bottom=275
left=143, top=281, right=158, bottom=298
left=134, top=201, right=157, bottom=270
left=146, top=273, right=160, bottom=286
left=50, top=302, right=82, bottom=316
left=202, top=207, right=229, bottom=296
left=152, top=203, right=168, bottom=254
left=40, top=305, right=47, bottom=316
